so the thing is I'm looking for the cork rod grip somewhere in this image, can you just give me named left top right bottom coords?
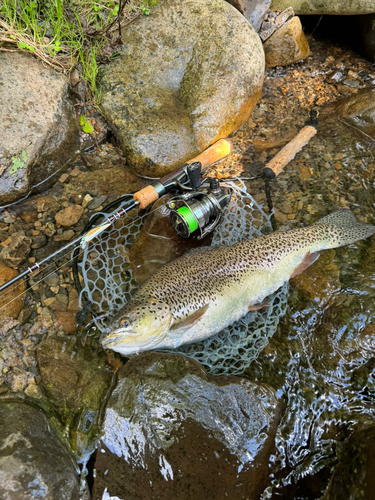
left=133, top=138, right=233, bottom=209
left=263, top=126, right=317, bottom=178
left=187, top=138, right=232, bottom=169
left=133, top=185, right=159, bottom=210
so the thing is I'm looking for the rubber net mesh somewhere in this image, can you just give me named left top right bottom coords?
left=78, top=182, right=288, bottom=375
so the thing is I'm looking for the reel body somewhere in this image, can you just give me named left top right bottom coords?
left=167, top=178, right=232, bottom=239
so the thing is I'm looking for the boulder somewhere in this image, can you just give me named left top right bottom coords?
left=0, top=52, right=79, bottom=206
left=92, top=352, right=283, bottom=500
left=263, top=16, right=310, bottom=68
left=270, top=0, right=375, bottom=15
left=0, top=401, right=80, bottom=500
left=100, top=0, right=265, bottom=178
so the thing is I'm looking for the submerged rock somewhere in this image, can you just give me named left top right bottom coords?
left=322, top=426, right=375, bottom=500
left=263, top=16, right=310, bottom=68
left=37, top=333, right=113, bottom=457
left=100, top=0, right=264, bottom=178
left=0, top=401, right=80, bottom=500
left=92, top=352, right=282, bottom=500
left=270, top=0, right=375, bottom=15
left=319, top=87, right=375, bottom=140
left=0, top=52, right=79, bottom=206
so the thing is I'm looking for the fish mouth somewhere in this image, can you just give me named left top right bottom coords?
left=100, top=328, right=167, bottom=356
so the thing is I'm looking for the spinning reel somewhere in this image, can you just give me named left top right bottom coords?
left=166, top=162, right=232, bottom=239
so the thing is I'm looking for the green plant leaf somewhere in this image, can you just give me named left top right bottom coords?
left=21, top=150, right=28, bottom=162
left=83, top=120, right=94, bottom=133
left=80, top=114, right=86, bottom=126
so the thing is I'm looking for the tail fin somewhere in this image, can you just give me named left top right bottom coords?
left=314, top=209, right=375, bottom=247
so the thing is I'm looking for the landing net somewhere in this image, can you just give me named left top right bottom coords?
left=78, top=182, right=288, bottom=375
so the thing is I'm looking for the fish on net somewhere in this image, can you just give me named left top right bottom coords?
left=77, top=182, right=289, bottom=376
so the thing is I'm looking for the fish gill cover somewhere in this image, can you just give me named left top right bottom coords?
left=78, top=183, right=288, bottom=375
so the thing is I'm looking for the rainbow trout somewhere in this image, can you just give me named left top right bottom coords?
left=101, top=209, right=375, bottom=355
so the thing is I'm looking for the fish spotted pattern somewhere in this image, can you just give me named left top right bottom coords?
left=101, top=209, right=375, bottom=355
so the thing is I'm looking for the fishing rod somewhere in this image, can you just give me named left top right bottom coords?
left=0, top=139, right=233, bottom=294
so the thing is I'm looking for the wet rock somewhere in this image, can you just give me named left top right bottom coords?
left=322, top=426, right=375, bottom=500
left=270, top=0, right=375, bottom=15
left=92, top=352, right=282, bottom=500
left=100, top=0, right=264, bottom=178
left=0, top=260, right=26, bottom=319
left=54, top=229, right=75, bottom=241
left=226, top=0, right=271, bottom=31
left=54, top=311, right=77, bottom=334
left=129, top=195, right=212, bottom=284
left=0, top=401, right=80, bottom=500
left=263, top=16, right=310, bottom=68
left=0, top=231, right=31, bottom=268
left=0, top=52, right=79, bottom=206
left=55, top=205, right=84, bottom=227
left=37, top=333, right=113, bottom=456
left=319, top=87, right=375, bottom=140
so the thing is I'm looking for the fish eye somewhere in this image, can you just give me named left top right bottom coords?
left=122, top=320, right=130, bottom=327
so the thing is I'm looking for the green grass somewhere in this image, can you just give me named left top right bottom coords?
left=0, top=0, right=158, bottom=103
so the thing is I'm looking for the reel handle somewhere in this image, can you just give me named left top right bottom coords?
left=133, top=139, right=232, bottom=209
left=263, top=125, right=317, bottom=178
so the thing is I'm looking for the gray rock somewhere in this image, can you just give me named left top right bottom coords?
left=92, top=352, right=282, bottom=500
left=226, top=0, right=271, bottom=31
left=0, top=401, right=80, bottom=500
left=100, top=0, right=265, bottom=178
left=0, top=52, right=79, bottom=206
left=270, top=0, right=375, bottom=14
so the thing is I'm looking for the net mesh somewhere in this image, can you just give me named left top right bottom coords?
left=78, top=182, right=288, bottom=375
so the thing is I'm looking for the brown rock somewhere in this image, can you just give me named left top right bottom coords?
left=0, top=260, right=26, bottom=319
left=93, top=352, right=282, bottom=500
left=0, top=231, right=31, bottom=268
left=263, top=16, right=310, bottom=68
left=54, top=311, right=77, bottom=334
left=55, top=205, right=84, bottom=227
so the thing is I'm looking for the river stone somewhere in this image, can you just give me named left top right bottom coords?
left=100, top=0, right=265, bottom=178
left=263, top=16, right=310, bottom=68
left=92, top=352, right=282, bottom=500
left=37, top=333, right=113, bottom=457
left=0, top=52, right=79, bottom=206
left=0, top=260, right=26, bottom=319
left=226, top=0, right=271, bottom=31
left=0, top=401, right=80, bottom=500
left=270, top=0, right=375, bottom=15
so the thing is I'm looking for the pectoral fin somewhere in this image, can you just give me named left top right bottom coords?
left=248, top=302, right=269, bottom=312
left=170, top=304, right=209, bottom=332
left=290, top=251, right=320, bottom=279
